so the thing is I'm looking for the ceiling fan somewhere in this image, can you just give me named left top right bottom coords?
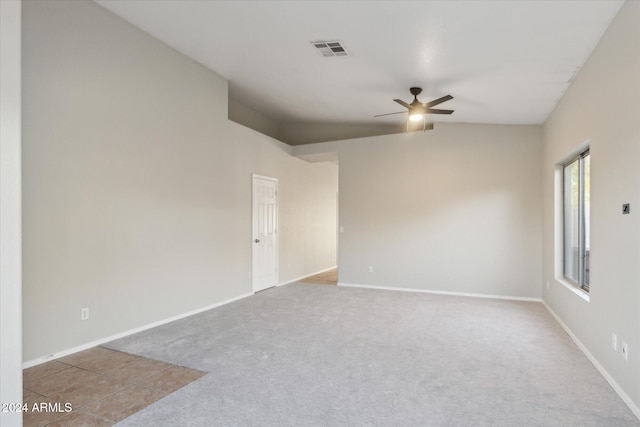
left=375, top=87, right=454, bottom=131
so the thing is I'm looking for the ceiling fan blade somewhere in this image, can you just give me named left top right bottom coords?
left=426, top=108, right=454, bottom=115
left=393, top=99, right=411, bottom=109
left=374, top=111, right=407, bottom=117
left=424, top=95, right=453, bottom=108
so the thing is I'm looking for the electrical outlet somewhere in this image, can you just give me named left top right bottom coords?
left=368, top=266, right=373, bottom=273
left=612, top=333, right=618, bottom=351
left=546, top=280, right=549, bottom=290
left=81, top=307, right=89, bottom=321
left=621, top=342, right=628, bottom=361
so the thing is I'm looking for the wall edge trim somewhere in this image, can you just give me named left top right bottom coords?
left=543, top=301, right=640, bottom=420
left=23, top=291, right=253, bottom=369
left=337, top=282, right=542, bottom=302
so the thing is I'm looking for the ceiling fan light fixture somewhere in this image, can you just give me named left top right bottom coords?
left=409, top=105, right=425, bottom=122
left=374, top=88, right=453, bottom=132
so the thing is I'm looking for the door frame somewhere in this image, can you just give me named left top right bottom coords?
left=252, top=174, right=279, bottom=293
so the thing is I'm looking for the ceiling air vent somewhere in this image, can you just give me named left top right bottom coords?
left=311, top=41, right=349, bottom=57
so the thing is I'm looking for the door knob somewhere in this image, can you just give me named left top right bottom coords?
left=254, top=239, right=260, bottom=243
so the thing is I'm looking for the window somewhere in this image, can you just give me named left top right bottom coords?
left=563, top=149, right=590, bottom=291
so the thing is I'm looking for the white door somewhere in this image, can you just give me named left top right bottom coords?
left=252, top=175, right=278, bottom=292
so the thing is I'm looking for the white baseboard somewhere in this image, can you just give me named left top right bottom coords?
left=543, top=301, right=640, bottom=420
left=23, top=291, right=253, bottom=369
left=337, top=282, right=542, bottom=302
left=278, top=265, right=338, bottom=287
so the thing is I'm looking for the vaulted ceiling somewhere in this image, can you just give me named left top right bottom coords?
left=94, top=0, right=624, bottom=144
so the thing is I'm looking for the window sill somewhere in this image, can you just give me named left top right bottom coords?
left=555, top=278, right=590, bottom=302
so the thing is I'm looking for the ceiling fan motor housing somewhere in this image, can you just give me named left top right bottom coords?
left=410, top=105, right=426, bottom=115
left=410, top=87, right=425, bottom=113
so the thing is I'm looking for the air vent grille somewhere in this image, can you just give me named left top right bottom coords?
left=311, top=41, right=349, bottom=57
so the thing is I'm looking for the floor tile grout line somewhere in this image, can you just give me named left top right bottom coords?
left=26, top=365, right=182, bottom=400
left=40, top=410, right=115, bottom=427
left=75, top=384, right=166, bottom=424
left=64, top=373, right=206, bottom=425
left=24, top=348, right=209, bottom=427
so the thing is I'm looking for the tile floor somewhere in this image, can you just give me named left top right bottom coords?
left=299, top=268, right=338, bottom=285
left=22, top=346, right=205, bottom=426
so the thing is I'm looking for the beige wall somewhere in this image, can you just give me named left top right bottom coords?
left=298, top=123, right=542, bottom=299
left=542, top=0, right=640, bottom=411
left=279, top=122, right=406, bottom=146
left=22, top=0, right=337, bottom=362
left=228, top=98, right=279, bottom=140
left=1, top=0, right=23, bottom=424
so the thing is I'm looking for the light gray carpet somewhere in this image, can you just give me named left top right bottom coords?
left=105, top=283, right=639, bottom=426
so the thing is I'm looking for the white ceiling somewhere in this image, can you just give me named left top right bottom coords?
left=94, top=0, right=623, bottom=127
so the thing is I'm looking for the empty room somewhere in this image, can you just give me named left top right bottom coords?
left=1, top=0, right=639, bottom=426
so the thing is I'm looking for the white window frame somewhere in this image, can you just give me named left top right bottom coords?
left=563, top=150, right=590, bottom=291
left=553, top=142, right=590, bottom=301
